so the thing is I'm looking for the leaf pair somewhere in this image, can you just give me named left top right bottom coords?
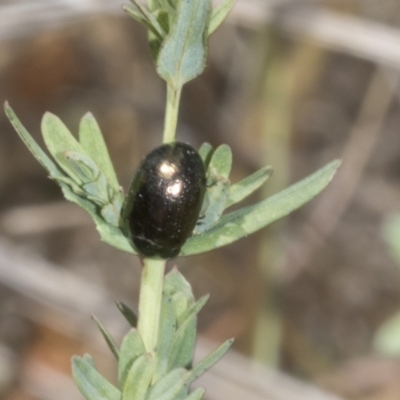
left=124, top=0, right=236, bottom=89
left=73, top=270, right=231, bottom=400
left=154, top=270, right=233, bottom=392
left=4, top=102, right=133, bottom=254
left=182, top=143, right=341, bottom=256
left=5, top=103, right=341, bottom=257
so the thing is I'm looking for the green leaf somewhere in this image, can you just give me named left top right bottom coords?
left=126, top=0, right=166, bottom=39
left=184, top=388, right=205, bottom=400
left=207, top=144, right=232, bottom=179
left=156, top=0, right=211, bottom=89
left=4, top=102, right=64, bottom=179
left=54, top=151, right=98, bottom=185
left=79, top=112, right=120, bottom=191
left=115, top=300, right=138, bottom=327
left=122, top=353, right=154, bottom=400
left=198, top=142, right=213, bottom=168
left=159, top=0, right=176, bottom=17
left=147, top=368, right=188, bottom=400
left=164, top=269, right=195, bottom=303
left=96, top=222, right=136, bottom=254
left=92, top=316, right=119, bottom=361
left=374, top=312, right=400, bottom=357
left=181, top=160, right=341, bottom=256
left=186, top=339, right=233, bottom=384
left=208, top=0, right=236, bottom=35
left=169, top=318, right=196, bottom=370
left=169, top=295, right=208, bottom=369
left=155, top=295, right=176, bottom=379
left=118, top=329, right=146, bottom=388
left=171, top=291, right=189, bottom=321
left=195, top=145, right=232, bottom=234
left=72, top=356, right=121, bottom=400
left=226, top=165, right=273, bottom=208
left=41, top=112, right=84, bottom=176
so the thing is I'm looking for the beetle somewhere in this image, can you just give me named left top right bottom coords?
left=122, top=142, right=206, bottom=259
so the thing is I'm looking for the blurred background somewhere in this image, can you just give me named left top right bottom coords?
left=1, top=0, right=400, bottom=399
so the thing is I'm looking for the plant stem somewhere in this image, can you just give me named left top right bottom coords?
left=163, top=84, right=182, bottom=143
left=137, top=258, right=166, bottom=354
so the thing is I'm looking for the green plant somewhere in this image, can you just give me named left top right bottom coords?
left=4, top=0, right=340, bottom=398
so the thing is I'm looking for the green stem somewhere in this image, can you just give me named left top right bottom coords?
left=137, top=258, right=166, bottom=354
left=163, top=84, right=182, bottom=143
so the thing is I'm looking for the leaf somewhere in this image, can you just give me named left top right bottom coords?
left=169, top=295, right=208, bottom=369
left=155, top=295, right=176, bottom=379
left=115, top=300, right=138, bottom=327
left=122, top=353, right=154, bottom=400
left=186, top=339, right=233, bottom=384
left=126, top=0, right=166, bottom=39
left=135, top=0, right=167, bottom=36
left=181, top=160, right=341, bottom=256
left=79, top=112, right=120, bottom=191
left=184, top=388, right=205, bottom=400
left=156, top=0, right=211, bottom=89
left=72, top=356, right=121, bottom=400
left=374, top=312, right=400, bottom=357
left=195, top=145, right=232, bottom=234
left=207, top=144, right=232, bottom=179
left=4, top=102, right=64, bottom=178
left=198, top=142, right=213, bottom=168
left=226, top=165, right=273, bottom=208
left=92, top=316, right=119, bottom=361
left=118, top=329, right=146, bottom=388
left=54, top=151, right=98, bottom=185
left=41, top=112, right=85, bottom=176
left=95, top=222, right=136, bottom=254
left=208, top=0, right=236, bottom=35
left=163, top=269, right=194, bottom=303
left=171, top=291, right=189, bottom=321
left=147, top=368, right=188, bottom=400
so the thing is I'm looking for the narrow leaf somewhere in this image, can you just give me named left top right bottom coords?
left=129, top=0, right=166, bottom=38
left=122, top=353, right=154, bottom=400
left=226, top=165, right=273, bottom=208
left=198, top=142, right=213, bottom=168
left=72, top=356, right=121, bottom=400
left=208, top=0, right=236, bottom=35
left=54, top=151, right=99, bottom=187
left=171, top=291, right=189, bottom=321
left=186, top=339, right=234, bottom=384
left=92, top=316, right=119, bottom=361
left=195, top=145, right=232, bottom=234
left=181, top=160, right=341, bottom=256
left=115, top=300, right=138, bottom=327
left=169, top=295, right=208, bottom=369
left=79, top=112, right=120, bottom=190
left=156, top=0, right=211, bottom=88
left=164, top=268, right=194, bottom=303
left=155, top=295, right=177, bottom=379
left=4, top=102, right=63, bottom=178
left=118, top=329, right=146, bottom=388
left=207, top=144, right=232, bottom=179
left=41, top=112, right=84, bottom=175
left=169, top=318, right=196, bottom=370
left=147, top=368, right=188, bottom=400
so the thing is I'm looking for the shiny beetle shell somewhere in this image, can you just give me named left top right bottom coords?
left=122, top=142, right=206, bottom=259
